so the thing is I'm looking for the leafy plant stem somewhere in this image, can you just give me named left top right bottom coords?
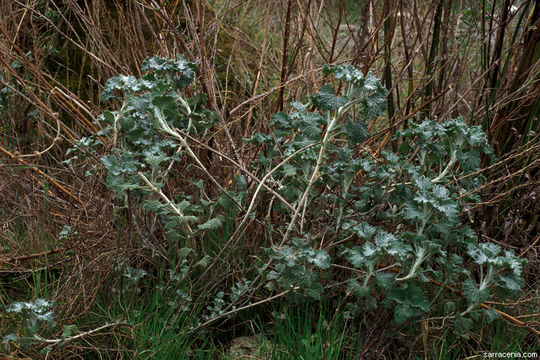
left=364, top=264, right=374, bottom=287
left=155, top=115, right=243, bottom=209
left=418, top=205, right=430, bottom=235
left=177, top=128, right=296, bottom=212
left=35, top=321, right=126, bottom=345
left=397, top=246, right=427, bottom=282
left=285, top=101, right=350, bottom=242
left=461, top=265, right=496, bottom=316
left=175, top=93, right=193, bottom=129
left=187, top=288, right=293, bottom=334
left=335, top=196, right=346, bottom=233
left=138, top=171, right=195, bottom=240
left=238, top=142, right=319, bottom=234
left=334, top=177, right=352, bottom=232
left=432, top=149, right=457, bottom=183
left=112, top=100, right=127, bottom=147
left=190, top=143, right=320, bottom=314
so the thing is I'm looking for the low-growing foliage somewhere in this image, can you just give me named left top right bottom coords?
left=65, top=56, right=526, bottom=346
left=3, top=298, right=55, bottom=351
left=249, top=63, right=526, bottom=331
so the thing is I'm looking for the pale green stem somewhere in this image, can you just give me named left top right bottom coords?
left=335, top=178, right=351, bottom=232
left=112, top=101, right=128, bottom=147
left=432, top=149, right=457, bottom=183
left=418, top=205, right=431, bottom=235
left=238, top=142, right=318, bottom=232
left=461, top=265, right=495, bottom=316
left=176, top=94, right=193, bottom=130
left=396, top=246, right=427, bottom=282
left=138, top=172, right=195, bottom=240
left=33, top=321, right=126, bottom=346
left=283, top=101, right=352, bottom=245
left=364, top=264, right=374, bottom=287
left=154, top=112, right=242, bottom=209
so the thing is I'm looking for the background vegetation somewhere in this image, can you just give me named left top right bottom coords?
left=0, top=0, right=538, bottom=359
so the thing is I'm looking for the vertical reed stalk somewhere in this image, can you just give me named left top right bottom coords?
left=277, top=0, right=293, bottom=112
left=422, top=0, right=443, bottom=120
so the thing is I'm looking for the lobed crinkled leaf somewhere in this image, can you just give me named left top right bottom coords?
left=466, top=243, right=525, bottom=275
left=343, top=246, right=367, bottom=268
left=323, top=64, right=363, bottom=82
left=351, top=222, right=378, bottom=240
left=101, top=75, right=140, bottom=100
left=310, top=84, right=349, bottom=111
left=2, top=334, right=18, bottom=351
left=310, top=249, right=331, bottom=269
left=375, top=272, right=396, bottom=290
left=244, top=133, right=272, bottom=144
left=498, top=273, right=524, bottom=292
left=290, top=111, right=323, bottom=140
left=198, top=215, right=224, bottom=230
left=271, top=111, right=292, bottom=130
left=345, top=120, right=370, bottom=144
left=347, top=279, right=371, bottom=298
left=361, top=92, right=387, bottom=119
left=141, top=55, right=196, bottom=89
left=483, top=308, right=499, bottom=323
left=455, top=313, right=473, bottom=331
left=386, top=285, right=430, bottom=324
left=462, top=279, right=490, bottom=303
